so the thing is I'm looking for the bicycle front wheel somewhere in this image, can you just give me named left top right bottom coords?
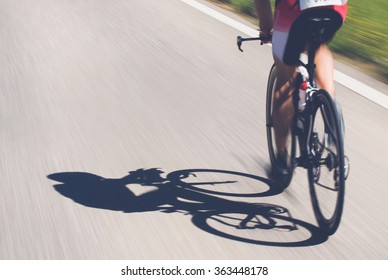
left=308, top=89, right=345, bottom=235
left=266, top=64, right=295, bottom=189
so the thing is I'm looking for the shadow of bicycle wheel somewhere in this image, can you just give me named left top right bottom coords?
left=167, top=168, right=282, bottom=197
left=192, top=207, right=328, bottom=247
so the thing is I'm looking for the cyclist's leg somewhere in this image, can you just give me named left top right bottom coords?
left=314, top=44, right=335, bottom=97
left=314, top=44, right=346, bottom=138
left=272, top=55, right=296, bottom=160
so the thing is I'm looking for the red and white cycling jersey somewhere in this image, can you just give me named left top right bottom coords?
left=272, top=0, right=348, bottom=65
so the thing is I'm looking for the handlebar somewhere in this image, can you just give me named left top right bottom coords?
left=237, top=34, right=272, bottom=52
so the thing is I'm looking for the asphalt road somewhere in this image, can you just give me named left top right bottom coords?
left=1, top=0, right=387, bottom=259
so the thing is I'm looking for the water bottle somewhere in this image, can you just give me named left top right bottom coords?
left=298, top=80, right=307, bottom=112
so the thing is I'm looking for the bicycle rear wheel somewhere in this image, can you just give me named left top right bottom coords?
left=308, top=89, right=345, bottom=235
left=266, top=64, right=295, bottom=189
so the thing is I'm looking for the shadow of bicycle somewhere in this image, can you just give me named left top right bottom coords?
left=48, top=168, right=327, bottom=247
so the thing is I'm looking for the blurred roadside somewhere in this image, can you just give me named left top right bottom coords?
left=208, top=0, right=387, bottom=85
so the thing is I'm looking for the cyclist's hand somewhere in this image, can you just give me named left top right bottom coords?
left=259, top=29, right=272, bottom=45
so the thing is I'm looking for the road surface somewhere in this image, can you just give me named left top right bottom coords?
left=0, top=0, right=387, bottom=259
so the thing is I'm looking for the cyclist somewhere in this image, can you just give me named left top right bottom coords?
left=254, top=0, right=348, bottom=181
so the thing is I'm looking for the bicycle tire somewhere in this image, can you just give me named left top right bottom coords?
left=266, top=64, right=296, bottom=189
left=307, top=89, right=345, bottom=235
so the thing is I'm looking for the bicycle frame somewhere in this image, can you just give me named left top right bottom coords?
left=293, top=22, right=338, bottom=169
left=293, top=43, right=320, bottom=169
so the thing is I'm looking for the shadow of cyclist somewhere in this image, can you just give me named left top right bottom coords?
left=49, top=168, right=174, bottom=213
left=48, top=168, right=327, bottom=246
left=49, top=168, right=276, bottom=213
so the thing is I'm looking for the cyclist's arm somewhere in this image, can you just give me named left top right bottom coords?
left=254, top=0, right=273, bottom=35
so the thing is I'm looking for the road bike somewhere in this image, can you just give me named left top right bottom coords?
left=237, top=16, right=349, bottom=235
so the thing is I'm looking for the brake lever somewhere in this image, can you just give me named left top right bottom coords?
left=237, top=35, right=272, bottom=52
left=237, top=36, right=244, bottom=52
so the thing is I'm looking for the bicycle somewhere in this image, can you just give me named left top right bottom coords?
left=237, top=16, right=349, bottom=235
